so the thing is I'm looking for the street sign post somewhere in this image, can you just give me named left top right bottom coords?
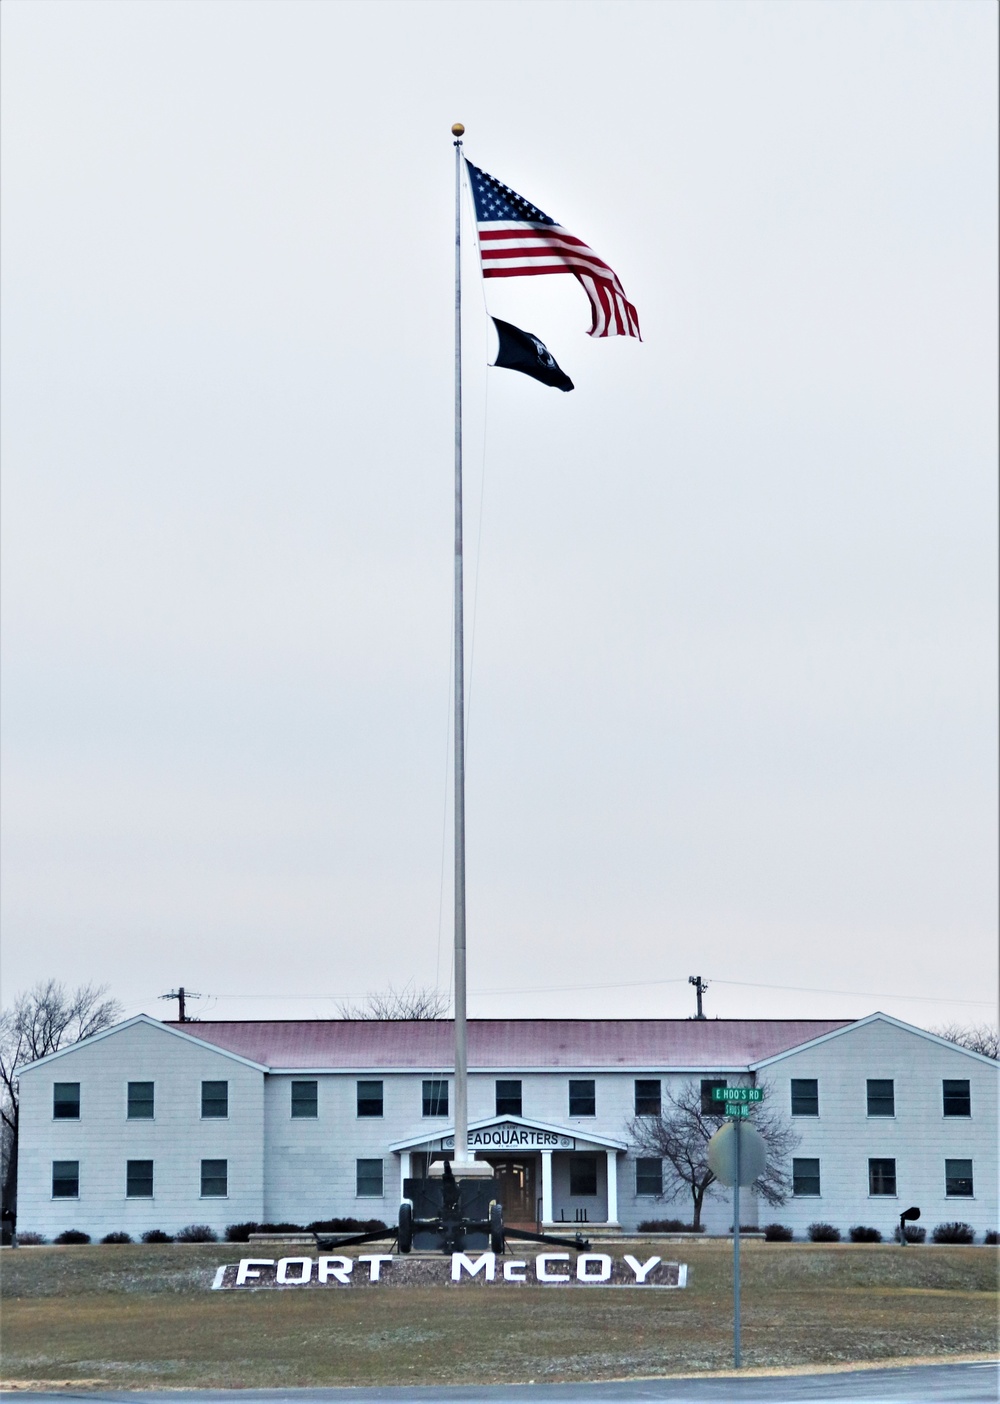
left=707, top=1097, right=767, bottom=1368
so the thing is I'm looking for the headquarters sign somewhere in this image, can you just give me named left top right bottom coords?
left=212, top=1253, right=688, bottom=1290
left=443, top=1123, right=574, bottom=1150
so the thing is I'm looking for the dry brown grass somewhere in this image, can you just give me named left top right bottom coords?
left=1, top=1240, right=996, bottom=1389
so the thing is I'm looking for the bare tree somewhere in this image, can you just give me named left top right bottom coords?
left=336, top=983, right=448, bottom=1021
left=625, top=1079, right=800, bottom=1230
left=930, top=1023, right=999, bottom=1060
left=1, top=980, right=123, bottom=1224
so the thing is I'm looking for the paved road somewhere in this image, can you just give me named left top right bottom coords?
left=4, top=1361, right=998, bottom=1403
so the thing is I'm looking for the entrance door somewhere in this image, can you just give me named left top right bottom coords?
left=483, top=1157, right=537, bottom=1226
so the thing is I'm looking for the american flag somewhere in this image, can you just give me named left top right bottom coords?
left=466, top=161, right=640, bottom=341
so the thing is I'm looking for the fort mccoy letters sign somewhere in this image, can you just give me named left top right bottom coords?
left=212, top=1252, right=688, bottom=1291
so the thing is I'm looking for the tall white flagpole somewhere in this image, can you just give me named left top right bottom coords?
left=451, top=121, right=469, bottom=1169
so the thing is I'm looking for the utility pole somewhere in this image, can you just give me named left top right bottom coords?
left=688, top=975, right=708, bottom=1020
left=160, top=987, right=200, bottom=1022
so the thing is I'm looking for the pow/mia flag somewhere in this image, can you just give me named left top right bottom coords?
left=491, top=318, right=574, bottom=392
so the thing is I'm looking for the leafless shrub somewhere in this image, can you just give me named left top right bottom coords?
left=930, top=1024, right=998, bottom=1059
left=336, top=984, right=448, bottom=1020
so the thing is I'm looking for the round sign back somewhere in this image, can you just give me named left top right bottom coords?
left=707, top=1121, right=767, bottom=1187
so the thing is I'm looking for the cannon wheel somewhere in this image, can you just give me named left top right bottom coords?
left=398, top=1200, right=413, bottom=1254
left=489, top=1200, right=503, bottom=1255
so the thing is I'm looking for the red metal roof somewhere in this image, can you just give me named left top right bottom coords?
left=166, top=1018, right=852, bottom=1070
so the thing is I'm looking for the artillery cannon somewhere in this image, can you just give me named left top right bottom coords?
left=398, top=1160, right=590, bottom=1255
left=313, top=1159, right=590, bottom=1257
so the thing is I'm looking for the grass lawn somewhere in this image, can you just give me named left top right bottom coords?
left=1, top=1240, right=996, bottom=1390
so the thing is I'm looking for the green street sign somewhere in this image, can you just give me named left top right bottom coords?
left=712, top=1087, right=764, bottom=1103
left=724, top=1103, right=750, bottom=1117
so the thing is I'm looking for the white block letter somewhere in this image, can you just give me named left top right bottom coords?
left=318, top=1255, right=354, bottom=1285
left=577, top=1253, right=612, bottom=1282
left=536, top=1253, right=570, bottom=1282
left=451, top=1252, right=496, bottom=1281
left=503, top=1259, right=527, bottom=1281
left=624, top=1254, right=660, bottom=1284
left=236, top=1258, right=273, bottom=1285
left=358, top=1254, right=393, bottom=1282
left=276, top=1256, right=313, bottom=1285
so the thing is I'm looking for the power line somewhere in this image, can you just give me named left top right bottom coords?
left=181, top=979, right=994, bottom=1008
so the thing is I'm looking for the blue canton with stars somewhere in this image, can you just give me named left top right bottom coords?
left=467, top=162, right=556, bottom=225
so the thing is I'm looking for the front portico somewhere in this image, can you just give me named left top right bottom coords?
left=390, top=1115, right=627, bottom=1229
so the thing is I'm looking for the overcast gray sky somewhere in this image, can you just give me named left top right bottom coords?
left=2, top=0, right=996, bottom=1032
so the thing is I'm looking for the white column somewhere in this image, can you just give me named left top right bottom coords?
left=606, top=1149, right=619, bottom=1224
left=399, top=1152, right=411, bottom=1202
left=541, top=1150, right=553, bottom=1224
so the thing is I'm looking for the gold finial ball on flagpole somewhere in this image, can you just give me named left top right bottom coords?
left=451, top=122, right=465, bottom=137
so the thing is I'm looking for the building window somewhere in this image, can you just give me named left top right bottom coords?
left=52, top=1160, right=79, bottom=1198
left=943, top=1080, right=971, bottom=1117
left=126, top=1160, right=154, bottom=1198
left=569, top=1154, right=598, bottom=1196
left=868, top=1158, right=896, bottom=1196
left=356, top=1158, right=384, bottom=1197
left=127, top=1082, right=154, bottom=1119
left=201, top=1159, right=228, bottom=1197
left=701, top=1079, right=727, bottom=1115
left=422, top=1080, right=448, bottom=1117
left=790, top=1079, right=819, bottom=1116
left=357, top=1080, right=384, bottom=1117
left=866, top=1079, right=894, bottom=1117
left=291, top=1081, right=318, bottom=1118
left=495, top=1080, right=522, bottom=1117
left=635, top=1157, right=662, bottom=1195
left=945, top=1159, right=973, bottom=1197
left=53, top=1082, right=80, bottom=1119
left=634, top=1080, right=661, bottom=1116
left=792, top=1158, right=821, bottom=1196
left=201, top=1081, right=229, bottom=1119
left=569, top=1080, right=595, bottom=1117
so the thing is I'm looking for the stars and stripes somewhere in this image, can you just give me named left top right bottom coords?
left=466, top=161, right=640, bottom=341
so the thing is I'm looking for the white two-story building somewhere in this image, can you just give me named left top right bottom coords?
left=14, top=1011, right=997, bottom=1240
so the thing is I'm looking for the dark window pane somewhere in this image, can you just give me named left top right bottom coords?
left=869, top=1158, right=896, bottom=1195
left=945, top=1159, right=973, bottom=1197
left=792, top=1158, right=821, bottom=1196
left=495, top=1080, right=522, bottom=1117
left=943, top=1080, right=971, bottom=1117
left=569, top=1080, right=595, bottom=1117
left=790, top=1079, right=819, bottom=1116
left=357, top=1080, right=384, bottom=1117
left=201, top=1158, right=228, bottom=1196
left=356, top=1158, right=384, bottom=1196
left=201, top=1081, right=229, bottom=1118
left=127, top=1082, right=154, bottom=1119
left=634, top=1080, right=661, bottom=1116
left=126, top=1159, right=154, bottom=1197
left=569, top=1154, right=598, bottom=1196
left=53, top=1082, right=80, bottom=1119
left=635, top=1157, right=662, bottom=1195
left=291, top=1080, right=318, bottom=1118
left=701, top=1079, right=727, bottom=1115
left=422, top=1079, right=448, bottom=1117
left=866, top=1079, right=894, bottom=1116
left=52, top=1160, right=79, bottom=1197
